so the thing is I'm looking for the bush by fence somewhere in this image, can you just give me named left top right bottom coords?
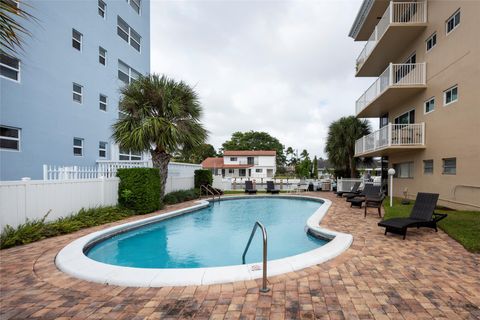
left=194, top=169, right=213, bottom=188
left=117, top=168, right=162, bottom=213
left=163, top=189, right=201, bottom=205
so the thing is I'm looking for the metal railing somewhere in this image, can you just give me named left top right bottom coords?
left=200, top=185, right=220, bottom=201
left=356, top=1, right=427, bottom=70
left=356, top=62, right=426, bottom=115
left=242, top=221, right=269, bottom=293
left=355, top=123, right=425, bottom=156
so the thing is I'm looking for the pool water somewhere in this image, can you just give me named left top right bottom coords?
left=86, top=197, right=328, bottom=268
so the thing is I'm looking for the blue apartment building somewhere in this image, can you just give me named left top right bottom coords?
left=0, top=0, right=150, bottom=180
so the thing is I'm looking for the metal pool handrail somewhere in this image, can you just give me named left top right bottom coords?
left=242, top=221, right=269, bottom=293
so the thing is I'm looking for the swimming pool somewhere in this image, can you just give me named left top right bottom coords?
left=56, top=195, right=353, bottom=287
left=86, top=198, right=328, bottom=268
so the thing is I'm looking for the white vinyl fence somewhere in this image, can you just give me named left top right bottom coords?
left=0, top=161, right=202, bottom=230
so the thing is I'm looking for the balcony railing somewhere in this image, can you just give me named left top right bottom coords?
left=356, top=1, right=427, bottom=71
left=356, top=62, right=426, bottom=115
left=355, top=123, right=425, bottom=156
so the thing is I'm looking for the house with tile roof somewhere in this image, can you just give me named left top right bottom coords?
left=201, top=150, right=276, bottom=178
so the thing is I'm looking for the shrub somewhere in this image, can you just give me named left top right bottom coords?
left=163, top=189, right=201, bottom=205
left=117, top=168, right=162, bottom=214
left=194, top=169, right=213, bottom=188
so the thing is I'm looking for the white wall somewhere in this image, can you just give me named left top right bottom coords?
left=257, top=156, right=276, bottom=166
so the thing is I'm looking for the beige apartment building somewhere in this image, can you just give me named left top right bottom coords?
left=349, top=0, right=480, bottom=210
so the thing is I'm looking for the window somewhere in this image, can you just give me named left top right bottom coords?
left=426, top=33, right=437, bottom=51
left=0, top=53, right=20, bottom=81
left=446, top=10, right=460, bottom=34
left=423, top=160, right=433, bottom=174
left=394, top=109, right=415, bottom=125
left=119, top=148, right=142, bottom=160
left=255, top=169, right=262, bottom=173
left=424, top=97, right=435, bottom=114
left=127, top=0, right=141, bottom=14
left=247, top=157, right=254, bottom=165
left=117, top=16, right=141, bottom=52
left=99, top=47, right=107, bottom=65
left=73, top=138, right=83, bottom=156
left=0, top=126, right=20, bottom=151
left=99, top=141, right=107, bottom=158
left=99, top=94, right=107, bottom=111
left=228, top=169, right=234, bottom=174
left=444, top=85, right=458, bottom=106
left=443, top=158, right=456, bottom=175
left=239, top=169, right=246, bottom=177
left=118, top=60, right=141, bottom=84
left=73, top=83, right=83, bottom=103
left=230, top=157, right=237, bottom=161
left=72, top=29, right=82, bottom=51
left=393, top=162, right=414, bottom=178
left=98, top=0, right=106, bottom=18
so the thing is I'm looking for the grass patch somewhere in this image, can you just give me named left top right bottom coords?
left=0, top=206, right=135, bottom=249
left=383, top=197, right=480, bottom=252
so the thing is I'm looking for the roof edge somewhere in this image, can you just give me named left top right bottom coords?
left=348, top=0, right=375, bottom=39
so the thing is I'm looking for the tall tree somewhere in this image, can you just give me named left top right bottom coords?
left=1, top=0, right=35, bottom=56
left=174, top=143, right=216, bottom=164
left=112, top=74, right=208, bottom=196
left=221, top=131, right=286, bottom=166
left=312, top=155, right=318, bottom=179
left=324, top=116, right=371, bottom=178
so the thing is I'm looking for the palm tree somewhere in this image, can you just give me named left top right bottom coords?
left=325, top=116, right=371, bottom=178
left=112, top=74, right=208, bottom=196
left=1, top=0, right=35, bottom=55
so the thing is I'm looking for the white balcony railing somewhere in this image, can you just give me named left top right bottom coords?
left=356, top=1, right=427, bottom=70
left=355, top=123, right=425, bottom=156
left=356, top=62, right=426, bottom=115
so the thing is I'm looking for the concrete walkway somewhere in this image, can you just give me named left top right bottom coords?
left=1, top=193, right=479, bottom=319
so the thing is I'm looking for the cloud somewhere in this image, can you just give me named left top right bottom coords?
left=151, top=0, right=376, bottom=157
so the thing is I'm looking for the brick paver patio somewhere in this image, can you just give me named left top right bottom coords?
left=1, top=193, right=479, bottom=319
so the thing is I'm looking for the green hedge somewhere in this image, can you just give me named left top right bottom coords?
left=117, top=168, right=162, bottom=213
left=194, top=169, right=213, bottom=188
left=163, top=188, right=201, bottom=205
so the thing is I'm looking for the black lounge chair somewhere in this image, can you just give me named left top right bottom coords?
left=266, top=181, right=280, bottom=194
left=335, top=182, right=361, bottom=197
left=364, top=193, right=385, bottom=218
left=378, top=192, right=447, bottom=239
left=342, top=182, right=363, bottom=199
left=244, top=180, right=257, bottom=194
left=347, top=184, right=381, bottom=207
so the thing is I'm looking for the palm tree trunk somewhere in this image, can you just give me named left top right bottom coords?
left=151, top=149, right=171, bottom=197
left=349, top=155, right=356, bottom=178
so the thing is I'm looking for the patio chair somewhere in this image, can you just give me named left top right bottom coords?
left=266, top=181, right=280, bottom=194
left=342, top=182, right=363, bottom=199
left=364, top=193, right=385, bottom=218
left=244, top=180, right=257, bottom=195
left=346, top=185, right=381, bottom=207
left=378, top=192, right=447, bottom=239
left=335, top=182, right=360, bottom=197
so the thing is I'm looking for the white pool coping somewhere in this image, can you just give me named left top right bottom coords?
left=55, top=195, right=353, bottom=287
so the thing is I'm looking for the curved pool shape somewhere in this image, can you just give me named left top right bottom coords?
left=86, top=198, right=327, bottom=268
left=56, top=195, right=353, bottom=287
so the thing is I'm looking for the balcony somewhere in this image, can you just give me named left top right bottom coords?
left=356, top=1, right=427, bottom=77
left=356, top=62, right=426, bottom=118
left=355, top=123, right=425, bottom=157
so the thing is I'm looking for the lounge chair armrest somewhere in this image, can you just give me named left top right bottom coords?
left=432, top=212, right=448, bottom=222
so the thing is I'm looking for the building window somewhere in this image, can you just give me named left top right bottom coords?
left=119, top=148, right=142, bottom=160
left=446, top=9, right=460, bottom=34
left=239, top=169, right=246, bottom=177
left=393, top=162, right=414, bottom=178
left=255, top=169, right=262, bottom=173
left=423, top=160, right=433, bottom=174
left=99, top=94, right=107, bottom=111
left=230, top=157, right=237, bottom=161
left=72, top=29, right=82, bottom=51
left=99, top=47, right=107, bottom=65
left=442, top=158, right=456, bottom=175
left=394, top=109, right=415, bottom=125
left=99, top=141, right=107, bottom=158
left=73, top=138, right=83, bottom=156
left=98, top=0, right=106, bottom=18
left=73, top=83, right=83, bottom=103
left=424, top=97, right=435, bottom=114
left=247, top=157, right=255, bottom=165
left=426, top=32, right=436, bottom=52
left=127, top=0, right=141, bottom=14
left=117, top=16, right=141, bottom=52
left=118, top=60, right=141, bottom=84
left=444, top=85, right=458, bottom=106
left=0, top=125, right=20, bottom=151
left=228, top=169, right=234, bottom=174
left=0, top=53, right=20, bottom=81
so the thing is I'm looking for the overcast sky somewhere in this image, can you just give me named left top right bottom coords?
left=151, top=0, right=375, bottom=158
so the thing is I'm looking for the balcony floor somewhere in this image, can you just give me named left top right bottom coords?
left=355, top=144, right=426, bottom=157
left=356, top=24, right=427, bottom=77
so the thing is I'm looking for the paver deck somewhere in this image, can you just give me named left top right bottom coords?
left=1, top=193, right=479, bottom=319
